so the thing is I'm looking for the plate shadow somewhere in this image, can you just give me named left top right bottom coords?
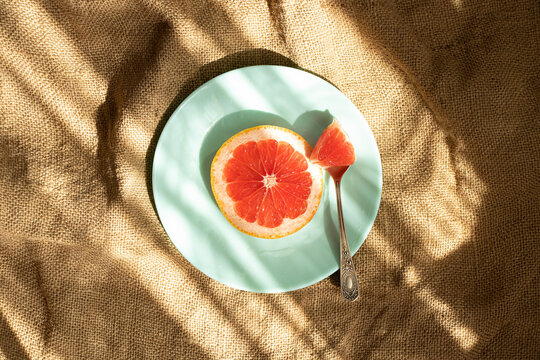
left=323, top=189, right=340, bottom=266
left=293, top=110, right=334, bottom=147
left=146, top=49, right=298, bottom=213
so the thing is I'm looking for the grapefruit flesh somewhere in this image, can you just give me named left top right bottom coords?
left=310, top=120, right=356, bottom=180
left=310, top=120, right=356, bottom=167
left=211, top=126, right=323, bottom=239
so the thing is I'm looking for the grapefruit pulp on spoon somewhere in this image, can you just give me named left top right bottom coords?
left=310, top=120, right=356, bottom=179
left=211, top=126, right=324, bottom=239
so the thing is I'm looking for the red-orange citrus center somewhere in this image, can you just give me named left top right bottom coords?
left=223, top=139, right=312, bottom=228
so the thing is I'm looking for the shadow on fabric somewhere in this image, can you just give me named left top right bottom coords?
left=145, top=49, right=297, bottom=213
left=0, top=312, right=30, bottom=360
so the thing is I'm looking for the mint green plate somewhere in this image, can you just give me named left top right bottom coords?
left=152, top=65, right=382, bottom=293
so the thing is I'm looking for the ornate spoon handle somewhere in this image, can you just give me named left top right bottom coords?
left=335, top=180, right=359, bottom=302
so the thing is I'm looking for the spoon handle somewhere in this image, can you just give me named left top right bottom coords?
left=335, top=180, right=359, bottom=302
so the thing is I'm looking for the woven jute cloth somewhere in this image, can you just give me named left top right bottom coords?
left=1, top=0, right=538, bottom=359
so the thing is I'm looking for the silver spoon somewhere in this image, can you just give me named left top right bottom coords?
left=326, top=165, right=359, bottom=302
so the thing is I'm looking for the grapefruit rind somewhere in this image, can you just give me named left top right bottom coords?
left=211, top=126, right=324, bottom=239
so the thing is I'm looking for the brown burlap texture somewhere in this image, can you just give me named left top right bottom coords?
left=1, top=0, right=538, bottom=359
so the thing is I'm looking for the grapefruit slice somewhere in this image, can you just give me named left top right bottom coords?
left=211, top=126, right=324, bottom=239
left=310, top=120, right=356, bottom=168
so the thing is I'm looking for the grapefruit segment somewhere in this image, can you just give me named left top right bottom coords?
left=234, top=187, right=265, bottom=223
left=278, top=172, right=312, bottom=186
left=269, top=187, right=287, bottom=217
left=273, top=141, right=295, bottom=174
left=273, top=186, right=309, bottom=219
left=274, top=182, right=311, bottom=200
left=310, top=120, right=356, bottom=167
left=225, top=181, right=263, bottom=201
left=257, top=190, right=282, bottom=227
left=257, top=139, right=278, bottom=174
left=276, top=150, right=308, bottom=176
left=211, top=126, right=324, bottom=239
left=231, top=141, right=265, bottom=175
left=223, top=158, right=263, bottom=182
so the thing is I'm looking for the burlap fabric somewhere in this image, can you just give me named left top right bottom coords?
left=0, top=0, right=538, bottom=359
